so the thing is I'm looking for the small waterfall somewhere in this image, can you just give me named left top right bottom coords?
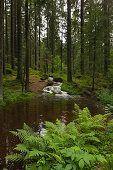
left=43, top=82, right=68, bottom=96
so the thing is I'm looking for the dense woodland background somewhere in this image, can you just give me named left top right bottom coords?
left=0, top=0, right=113, bottom=100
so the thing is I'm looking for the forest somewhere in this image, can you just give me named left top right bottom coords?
left=0, top=0, right=113, bottom=169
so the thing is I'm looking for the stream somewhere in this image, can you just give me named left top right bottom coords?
left=0, top=93, right=107, bottom=169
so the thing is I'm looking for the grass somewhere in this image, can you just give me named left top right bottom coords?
left=0, top=67, right=38, bottom=107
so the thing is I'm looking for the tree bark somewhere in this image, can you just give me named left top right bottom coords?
left=11, top=0, right=15, bottom=70
left=34, top=2, right=37, bottom=69
left=25, top=0, right=29, bottom=91
left=0, top=0, right=4, bottom=100
left=67, top=0, right=72, bottom=82
left=5, top=0, right=9, bottom=63
left=103, top=0, right=110, bottom=76
left=80, top=0, right=84, bottom=74
left=17, top=0, right=22, bottom=82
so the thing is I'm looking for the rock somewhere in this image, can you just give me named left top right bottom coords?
left=51, top=86, right=62, bottom=94
left=54, top=77, right=63, bottom=83
left=48, top=77, right=54, bottom=82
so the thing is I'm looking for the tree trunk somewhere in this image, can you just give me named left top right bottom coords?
left=17, top=0, right=22, bottom=82
left=29, top=2, right=32, bottom=68
left=25, top=0, right=29, bottom=91
left=51, top=0, right=55, bottom=73
left=67, top=0, right=72, bottom=82
left=38, top=14, right=41, bottom=69
left=61, top=39, right=63, bottom=71
left=92, top=16, right=96, bottom=91
left=103, top=0, right=110, bottom=76
left=80, top=0, right=84, bottom=74
left=5, top=0, right=9, bottom=63
left=14, top=0, right=17, bottom=60
left=11, top=0, right=15, bottom=70
left=0, top=0, right=4, bottom=100
left=34, top=3, right=37, bottom=69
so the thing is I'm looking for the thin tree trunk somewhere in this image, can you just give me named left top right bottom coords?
left=80, top=0, right=84, bottom=74
left=34, top=3, right=37, bottom=69
left=38, top=14, right=41, bottom=69
left=51, top=0, right=55, bottom=73
left=29, top=2, right=32, bottom=68
left=61, top=39, right=63, bottom=71
left=5, top=0, right=9, bottom=63
left=67, top=0, right=72, bottom=82
left=103, top=0, right=110, bottom=76
left=11, top=0, right=15, bottom=70
left=25, top=0, right=29, bottom=91
left=17, top=0, right=22, bottom=82
left=14, top=0, right=17, bottom=60
left=0, top=0, right=4, bottom=100
left=92, top=16, right=96, bottom=91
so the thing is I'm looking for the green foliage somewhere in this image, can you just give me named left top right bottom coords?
left=6, top=105, right=113, bottom=169
left=61, top=82, right=82, bottom=95
left=0, top=88, right=35, bottom=107
left=96, top=89, right=113, bottom=105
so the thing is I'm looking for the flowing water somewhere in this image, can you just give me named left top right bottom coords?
left=0, top=94, right=107, bottom=169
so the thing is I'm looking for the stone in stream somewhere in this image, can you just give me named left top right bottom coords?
left=43, top=82, right=68, bottom=96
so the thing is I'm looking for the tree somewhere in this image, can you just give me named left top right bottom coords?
left=11, top=0, right=15, bottom=70
left=17, top=0, right=23, bottom=82
left=67, top=0, right=72, bottom=82
left=80, top=0, right=84, bottom=74
left=0, top=0, right=4, bottom=100
left=25, top=0, right=29, bottom=91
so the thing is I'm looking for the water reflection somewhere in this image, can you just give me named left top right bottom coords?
left=0, top=95, right=105, bottom=169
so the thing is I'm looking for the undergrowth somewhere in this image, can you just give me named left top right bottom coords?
left=6, top=104, right=113, bottom=170
left=96, top=89, right=113, bottom=106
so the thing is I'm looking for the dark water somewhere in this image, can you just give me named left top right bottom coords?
left=0, top=95, right=106, bottom=169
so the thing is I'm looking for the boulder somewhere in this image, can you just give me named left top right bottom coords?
left=54, top=77, right=63, bottom=83
left=48, top=77, right=54, bottom=82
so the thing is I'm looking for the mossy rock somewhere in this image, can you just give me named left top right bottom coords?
left=40, top=74, right=48, bottom=80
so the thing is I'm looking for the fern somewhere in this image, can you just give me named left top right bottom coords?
left=6, top=104, right=113, bottom=169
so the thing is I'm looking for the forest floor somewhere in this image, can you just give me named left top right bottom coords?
left=29, top=76, right=46, bottom=94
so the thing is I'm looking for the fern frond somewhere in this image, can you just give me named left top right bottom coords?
left=6, top=153, right=23, bottom=161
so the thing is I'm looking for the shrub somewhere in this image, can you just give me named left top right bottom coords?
left=96, top=89, right=113, bottom=105
left=6, top=105, right=113, bottom=169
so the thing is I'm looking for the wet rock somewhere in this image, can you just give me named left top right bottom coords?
left=48, top=77, right=54, bottom=82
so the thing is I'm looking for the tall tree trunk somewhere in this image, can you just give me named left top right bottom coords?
left=67, top=0, right=72, bottom=82
left=25, top=0, right=29, bottom=91
left=103, top=0, right=110, bottom=76
left=29, top=2, right=32, bottom=68
left=38, top=14, right=41, bottom=69
left=5, top=0, right=9, bottom=63
left=92, top=16, right=96, bottom=91
left=11, top=0, right=15, bottom=70
left=0, top=0, right=4, bottom=100
left=17, top=0, right=22, bottom=82
left=3, top=21, right=5, bottom=75
left=80, top=0, right=84, bottom=74
left=61, top=38, right=63, bottom=71
left=51, top=0, right=55, bottom=73
left=14, top=0, right=17, bottom=60
left=34, top=3, right=37, bottom=69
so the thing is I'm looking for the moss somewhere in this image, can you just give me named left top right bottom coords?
left=0, top=89, right=35, bottom=107
left=61, top=82, right=83, bottom=95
